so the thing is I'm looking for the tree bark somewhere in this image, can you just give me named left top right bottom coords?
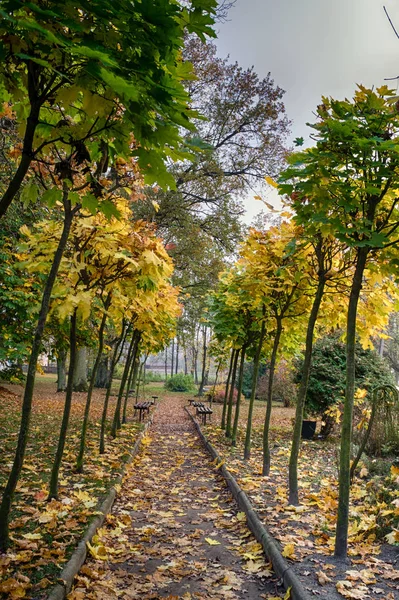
left=288, top=278, right=325, bottom=504
left=99, top=322, right=127, bottom=454
left=262, top=319, right=282, bottom=476
left=0, top=100, right=41, bottom=219
left=232, top=345, right=247, bottom=446
left=75, top=292, right=111, bottom=473
left=48, top=309, right=78, bottom=499
left=226, top=348, right=239, bottom=438
left=175, top=339, right=179, bottom=374
left=165, top=347, right=168, bottom=379
left=0, top=192, right=73, bottom=551
left=244, top=319, right=266, bottom=460
left=198, top=326, right=208, bottom=396
left=111, top=332, right=136, bottom=437
left=57, top=348, right=67, bottom=393
left=95, top=354, right=110, bottom=388
left=221, top=349, right=234, bottom=430
left=171, top=338, right=175, bottom=377
left=122, top=334, right=140, bottom=424
left=73, top=346, right=88, bottom=392
left=335, top=248, right=368, bottom=558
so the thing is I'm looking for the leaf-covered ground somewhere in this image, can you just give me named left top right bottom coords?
left=200, top=399, right=399, bottom=599
left=0, top=378, right=144, bottom=599
left=68, top=395, right=286, bottom=600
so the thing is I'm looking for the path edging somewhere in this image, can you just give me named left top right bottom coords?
left=185, top=407, right=311, bottom=600
left=46, top=415, right=154, bottom=600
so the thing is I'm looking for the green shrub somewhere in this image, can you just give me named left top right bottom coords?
left=144, top=370, right=164, bottom=382
left=164, top=373, right=196, bottom=392
left=295, top=330, right=395, bottom=418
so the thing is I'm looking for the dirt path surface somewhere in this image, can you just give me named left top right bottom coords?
left=68, top=395, right=285, bottom=600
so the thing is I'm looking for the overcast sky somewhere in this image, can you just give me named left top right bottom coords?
left=215, top=0, right=399, bottom=221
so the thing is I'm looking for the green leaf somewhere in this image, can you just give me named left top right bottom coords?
left=81, top=193, right=99, bottom=215
left=41, top=188, right=62, bottom=208
left=20, top=183, right=39, bottom=208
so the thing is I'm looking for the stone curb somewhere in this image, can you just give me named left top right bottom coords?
left=185, top=406, right=312, bottom=600
left=46, top=413, right=154, bottom=600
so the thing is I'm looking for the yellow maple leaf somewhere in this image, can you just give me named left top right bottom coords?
left=86, top=540, right=108, bottom=560
left=281, top=543, right=296, bottom=559
left=205, top=537, right=221, bottom=546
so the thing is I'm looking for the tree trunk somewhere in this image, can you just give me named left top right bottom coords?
left=211, top=360, right=222, bottom=408
left=99, top=322, right=127, bottom=454
left=165, top=347, right=168, bottom=379
left=184, top=348, right=188, bottom=375
left=57, top=348, right=67, bottom=393
left=335, top=249, right=368, bottom=559
left=226, top=349, right=239, bottom=438
left=75, top=293, right=111, bottom=473
left=245, top=320, right=266, bottom=460
left=73, top=346, right=88, bottom=392
left=175, top=339, right=179, bottom=374
left=111, top=332, right=136, bottom=437
left=221, top=349, right=234, bottom=430
left=48, top=309, right=78, bottom=499
left=288, top=278, right=325, bottom=504
left=95, top=355, right=110, bottom=388
left=198, top=326, right=208, bottom=396
left=135, top=360, right=145, bottom=401
left=171, top=339, right=175, bottom=377
left=0, top=192, right=73, bottom=552
left=122, top=335, right=140, bottom=424
left=263, top=319, right=282, bottom=475
left=232, top=345, right=247, bottom=446
left=0, top=99, right=41, bottom=219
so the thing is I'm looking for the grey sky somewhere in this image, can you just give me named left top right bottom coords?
left=215, top=0, right=399, bottom=220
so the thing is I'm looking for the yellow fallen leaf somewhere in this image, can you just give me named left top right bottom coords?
left=236, top=512, right=246, bottom=522
left=22, top=533, right=42, bottom=540
left=281, top=543, right=296, bottom=559
left=86, top=540, right=108, bottom=560
left=205, top=537, right=221, bottom=546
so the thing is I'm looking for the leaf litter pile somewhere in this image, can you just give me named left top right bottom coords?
left=200, top=400, right=399, bottom=600
left=68, top=395, right=286, bottom=600
left=0, top=381, right=142, bottom=599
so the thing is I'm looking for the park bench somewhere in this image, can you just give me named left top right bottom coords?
left=196, top=405, right=213, bottom=424
left=134, top=401, right=152, bottom=421
left=151, top=395, right=158, bottom=405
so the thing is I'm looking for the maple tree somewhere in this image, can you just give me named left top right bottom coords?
left=280, top=85, right=399, bottom=558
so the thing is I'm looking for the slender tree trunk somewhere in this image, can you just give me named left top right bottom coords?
left=75, top=293, right=111, bottom=473
left=57, top=348, right=67, bottom=393
left=288, top=278, right=325, bottom=504
left=221, top=349, right=234, bottom=430
left=99, top=322, right=127, bottom=454
left=244, top=322, right=266, bottom=460
left=263, top=319, right=283, bottom=476
left=335, top=249, right=368, bottom=559
left=226, top=349, right=239, bottom=438
left=232, top=345, right=247, bottom=446
left=171, top=339, right=175, bottom=377
left=184, top=348, right=188, bottom=375
left=211, top=360, right=222, bottom=408
left=0, top=193, right=73, bottom=551
left=73, top=347, right=88, bottom=392
left=198, top=326, right=208, bottom=396
left=111, top=332, right=136, bottom=437
left=48, top=309, right=78, bottom=499
left=0, top=100, right=41, bottom=219
left=135, top=360, right=145, bottom=401
left=122, top=335, right=140, bottom=424
left=175, top=339, right=179, bottom=374
left=165, top=347, right=168, bottom=379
